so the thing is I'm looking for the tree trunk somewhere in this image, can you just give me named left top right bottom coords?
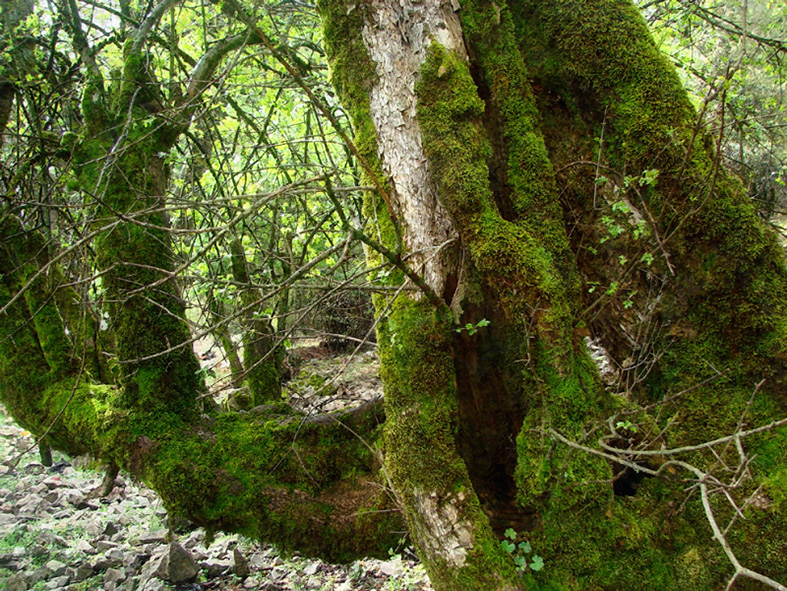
left=319, top=0, right=787, bottom=588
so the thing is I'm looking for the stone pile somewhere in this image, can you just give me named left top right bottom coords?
left=0, top=409, right=431, bottom=591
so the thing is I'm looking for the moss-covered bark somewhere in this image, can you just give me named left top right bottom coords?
left=229, top=238, right=282, bottom=406
left=319, top=0, right=787, bottom=588
left=0, top=218, right=400, bottom=559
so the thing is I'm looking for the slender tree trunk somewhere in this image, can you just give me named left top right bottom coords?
left=230, top=238, right=282, bottom=406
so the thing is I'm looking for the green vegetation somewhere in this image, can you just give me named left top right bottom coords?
left=1, top=0, right=786, bottom=589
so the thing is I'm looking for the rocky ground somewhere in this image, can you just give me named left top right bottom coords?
left=0, top=347, right=432, bottom=591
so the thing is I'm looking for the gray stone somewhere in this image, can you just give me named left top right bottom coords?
left=249, top=552, right=268, bottom=570
left=103, top=567, right=126, bottom=583
left=233, top=548, right=250, bottom=578
left=43, top=476, right=65, bottom=489
left=96, top=540, right=118, bottom=552
left=45, top=559, right=67, bottom=577
left=138, top=529, right=167, bottom=544
left=44, top=575, right=70, bottom=590
left=5, top=574, right=27, bottom=591
left=74, top=562, right=95, bottom=582
left=103, top=521, right=119, bottom=536
left=27, top=566, right=50, bottom=585
left=143, top=542, right=198, bottom=584
left=138, top=579, right=168, bottom=591
left=303, top=561, right=321, bottom=576
left=74, top=539, right=95, bottom=554
left=202, top=558, right=231, bottom=578
left=92, top=554, right=123, bottom=571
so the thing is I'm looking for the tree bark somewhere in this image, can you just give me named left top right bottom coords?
left=319, top=0, right=787, bottom=588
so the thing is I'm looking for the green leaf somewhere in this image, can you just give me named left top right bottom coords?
left=530, top=555, right=545, bottom=571
left=500, top=540, right=516, bottom=554
left=518, top=541, right=531, bottom=553
left=504, top=528, right=517, bottom=540
left=513, top=555, right=527, bottom=569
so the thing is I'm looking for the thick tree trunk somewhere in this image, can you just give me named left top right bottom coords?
left=320, top=0, right=787, bottom=589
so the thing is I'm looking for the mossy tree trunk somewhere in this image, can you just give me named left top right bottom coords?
left=318, top=0, right=787, bottom=589
left=230, top=238, right=283, bottom=407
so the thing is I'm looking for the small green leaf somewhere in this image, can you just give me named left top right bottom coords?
left=518, top=541, right=531, bottom=553
left=514, top=555, right=527, bottom=569
left=504, top=528, right=517, bottom=540
left=530, top=555, right=545, bottom=571
left=500, top=540, right=516, bottom=554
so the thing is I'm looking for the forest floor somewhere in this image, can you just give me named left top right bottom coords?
left=0, top=346, right=432, bottom=591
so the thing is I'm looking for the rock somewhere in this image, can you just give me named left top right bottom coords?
left=5, top=574, right=27, bottom=591
left=305, top=576, right=322, bottom=589
left=270, top=566, right=288, bottom=581
left=138, top=579, right=168, bottom=591
left=73, top=562, right=95, bottom=581
left=45, top=558, right=67, bottom=577
left=303, top=561, right=321, bottom=576
left=233, top=548, right=250, bottom=578
left=103, top=521, right=119, bottom=536
left=143, top=542, right=198, bottom=584
left=92, top=554, right=123, bottom=571
left=96, top=540, right=118, bottom=552
left=26, top=567, right=49, bottom=585
left=378, top=558, right=402, bottom=577
left=60, top=489, right=85, bottom=506
left=12, top=545, right=25, bottom=557
left=104, top=567, right=126, bottom=583
left=74, top=539, right=95, bottom=554
left=249, top=552, right=268, bottom=570
left=126, top=552, right=150, bottom=571
left=43, top=575, right=70, bottom=590
left=138, top=529, right=167, bottom=544
left=43, top=476, right=65, bottom=489
left=23, top=463, right=45, bottom=475
left=202, top=558, right=232, bottom=577
left=243, top=577, right=262, bottom=589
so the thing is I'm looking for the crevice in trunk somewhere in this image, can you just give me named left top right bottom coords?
left=466, top=57, right=518, bottom=224
left=451, top=290, right=531, bottom=534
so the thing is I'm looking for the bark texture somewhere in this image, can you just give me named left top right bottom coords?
left=320, top=0, right=787, bottom=589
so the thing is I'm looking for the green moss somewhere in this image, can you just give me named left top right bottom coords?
left=145, top=405, right=398, bottom=561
